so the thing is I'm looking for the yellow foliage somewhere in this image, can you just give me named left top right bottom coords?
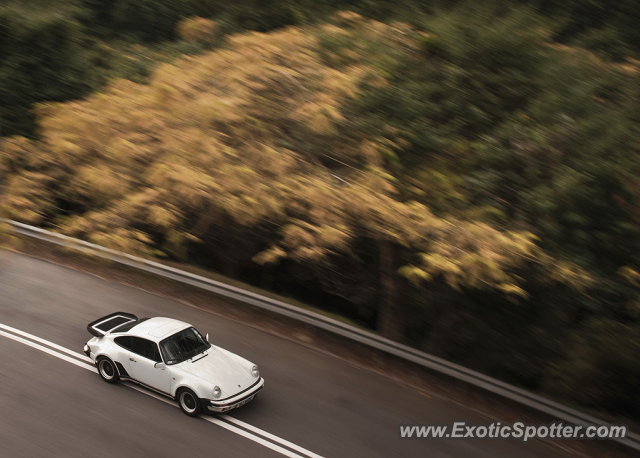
left=176, top=17, right=218, bottom=44
left=253, top=245, right=286, bottom=265
left=329, top=11, right=365, bottom=28
left=0, top=16, right=554, bottom=301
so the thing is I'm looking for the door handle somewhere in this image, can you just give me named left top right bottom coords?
left=130, top=358, right=136, bottom=362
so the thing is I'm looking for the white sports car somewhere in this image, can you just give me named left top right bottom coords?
left=83, top=312, right=264, bottom=416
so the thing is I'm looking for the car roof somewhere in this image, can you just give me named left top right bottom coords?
left=127, top=317, right=191, bottom=342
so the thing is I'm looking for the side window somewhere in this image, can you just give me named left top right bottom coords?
left=132, top=337, right=161, bottom=362
left=114, top=336, right=133, bottom=351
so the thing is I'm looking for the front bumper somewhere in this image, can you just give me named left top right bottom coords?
left=204, top=377, right=264, bottom=412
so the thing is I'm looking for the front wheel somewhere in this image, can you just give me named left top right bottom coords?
left=97, top=357, right=120, bottom=384
left=177, top=388, right=202, bottom=417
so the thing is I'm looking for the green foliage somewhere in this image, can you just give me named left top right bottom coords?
left=5, top=0, right=640, bottom=140
left=547, top=319, right=640, bottom=417
left=337, top=5, right=548, bottom=184
left=571, top=26, right=632, bottom=62
left=219, top=0, right=309, bottom=32
left=80, top=0, right=202, bottom=41
left=545, top=0, right=640, bottom=59
left=471, top=52, right=640, bottom=277
left=0, top=5, right=102, bottom=137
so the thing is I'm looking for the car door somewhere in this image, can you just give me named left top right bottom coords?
left=130, top=337, right=171, bottom=394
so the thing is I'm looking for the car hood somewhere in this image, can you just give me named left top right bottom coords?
left=177, top=347, right=256, bottom=397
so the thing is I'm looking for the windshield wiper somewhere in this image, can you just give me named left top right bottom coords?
left=192, top=352, right=209, bottom=363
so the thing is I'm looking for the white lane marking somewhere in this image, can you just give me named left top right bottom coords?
left=204, top=416, right=309, bottom=458
left=0, top=325, right=323, bottom=458
left=0, top=330, right=97, bottom=373
left=0, top=323, right=93, bottom=363
left=123, top=384, right=311, bottom=458
left=220, top=414, right=325, bottom=458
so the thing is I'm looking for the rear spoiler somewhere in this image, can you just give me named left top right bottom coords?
left=87, top=312, right=138, bottom=337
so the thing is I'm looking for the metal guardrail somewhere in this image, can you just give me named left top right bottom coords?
left=3, top=219, right=639, bottom=451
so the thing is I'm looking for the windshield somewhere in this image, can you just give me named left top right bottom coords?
left=159, top=327, right=211, bottom=365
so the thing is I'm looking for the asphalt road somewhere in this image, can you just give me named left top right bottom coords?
left=0, top=252, right=578, bottom=458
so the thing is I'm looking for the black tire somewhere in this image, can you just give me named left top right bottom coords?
left=177, top=388, right=202, bottom=417
left=97, top=357, right=120, bottom=384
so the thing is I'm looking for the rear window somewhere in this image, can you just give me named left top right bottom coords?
left=112, top=317, right=150, bottom=334
left=115, top=336, right=133, bottom=351
left=95, top=316, right=132, bottom=332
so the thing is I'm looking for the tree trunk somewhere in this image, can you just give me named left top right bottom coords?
left=224, top=236, right=239, bottom=278
left=376, top=239, right=403, bottom=340
left=425, top=305, right=461, bottom=357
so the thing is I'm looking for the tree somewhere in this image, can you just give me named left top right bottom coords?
left=0, top=5, right=101, bottom=137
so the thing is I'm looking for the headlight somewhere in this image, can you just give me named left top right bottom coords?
left=213, top=386, right=221, bottom=398
left=251, top=365, right=259, bottom=378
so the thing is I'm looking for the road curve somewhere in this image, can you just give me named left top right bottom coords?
left=0, top=252, right=576, bottom=458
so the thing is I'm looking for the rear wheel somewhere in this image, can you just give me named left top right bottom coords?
left=177, top=388, right=202, bottom=417
left=97, top=357, right=120, bottom=384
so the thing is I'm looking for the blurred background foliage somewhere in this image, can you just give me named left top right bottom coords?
left=2, top=0, right=640, bottom=423
left=4, top=0, right=640, bottom=137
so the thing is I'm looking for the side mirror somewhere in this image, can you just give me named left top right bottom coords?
left=206, top=333, right=209, bottom=342
left=154, top=362, right=166, bottom=370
